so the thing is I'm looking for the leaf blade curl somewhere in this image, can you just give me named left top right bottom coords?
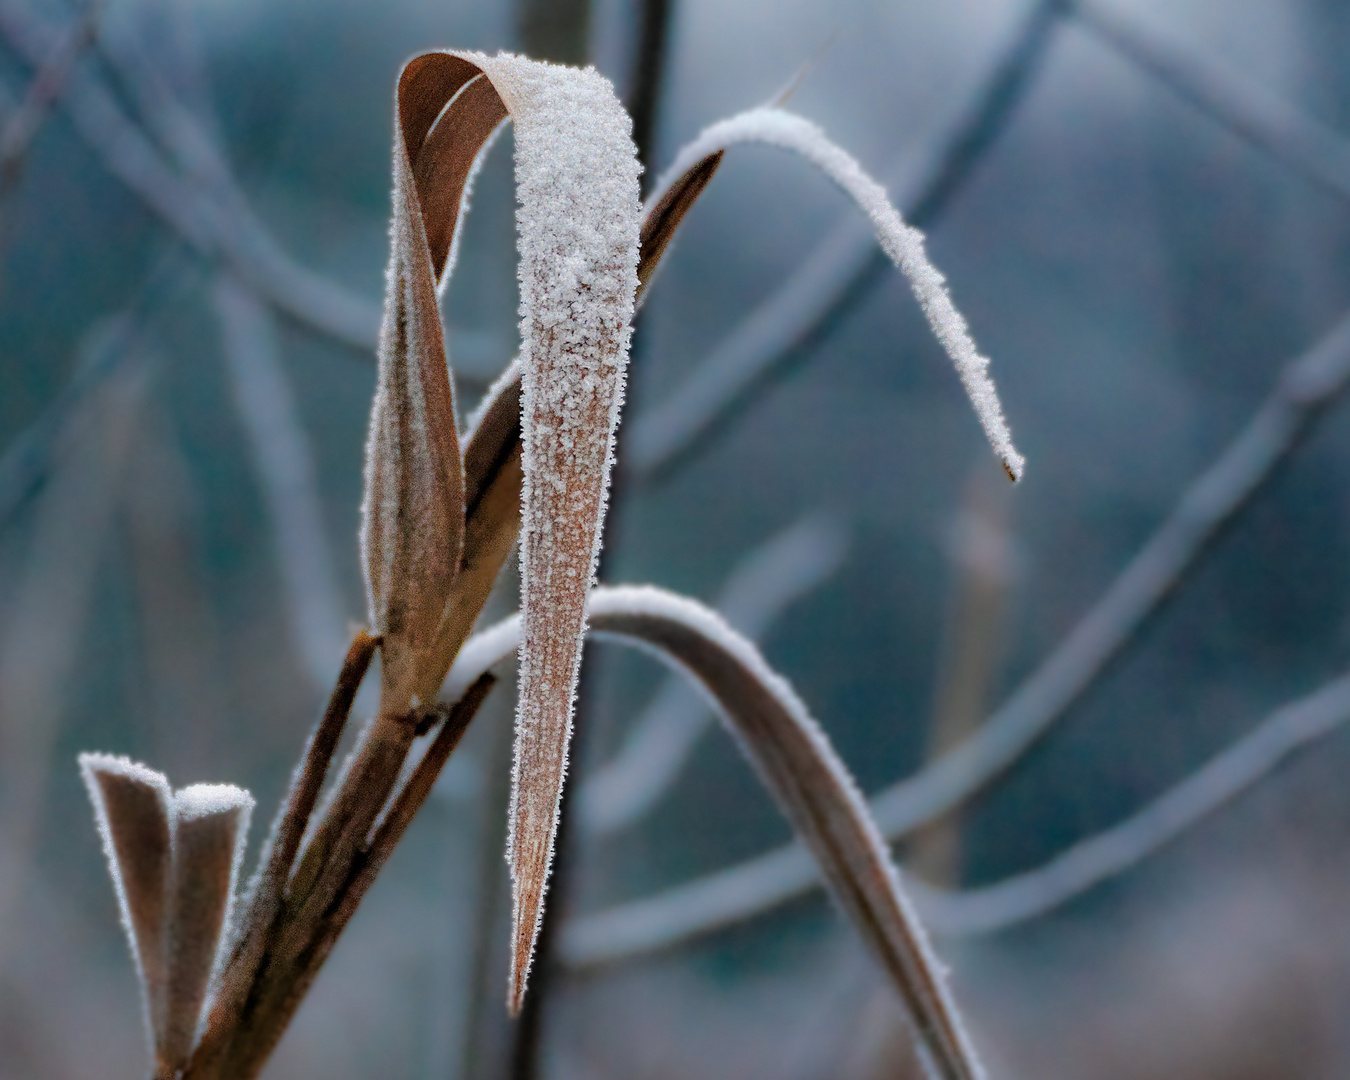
left=363, top=53, right=511, bottom=711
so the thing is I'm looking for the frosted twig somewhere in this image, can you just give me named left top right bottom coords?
left=626, top=0, right=1062, bottom=478
left=909, top=670, right=1350, bottom=935
left=1074, top=0, right=1350, bottom=203
left=634, top=107, right=1023, bottom=481
left=578, top=514, right=847, bottom=835
left=0, top=0, right=382, bottom=347
left=553, top=307, right=1350, bottom=960
left=212, top=274, right=351, bottom=692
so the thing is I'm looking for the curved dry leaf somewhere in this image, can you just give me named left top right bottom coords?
left=644, top=106, right=1024, bottom=482
left=440, top=587, right=984, bottom=1080
left=163, top=785, right=253, bottom=1073
left=363, top=53, right=511, bottom=711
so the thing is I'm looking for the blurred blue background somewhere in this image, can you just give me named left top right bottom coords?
left=3, top=0, right=1350, bottom=1076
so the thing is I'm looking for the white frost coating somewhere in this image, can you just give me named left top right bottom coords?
left=453, top=51, right=641, bottom=1007
left=173, top=783, right=255, bottom=821
left=579, top=515, right=848, bottom=834
left=648, top=107, right=1024, bottom=481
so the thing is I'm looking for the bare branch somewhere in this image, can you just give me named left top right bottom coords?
left=1073, top=0, right=1350, bottom=203
left=0, top=0, right=100, bottom=190
left=0, top=0, right=382, bottom=347
left=556, top=308, right=1350, bottom=959
left=910, top=670, right=1350, bottom=936
left=212, top=274, right=351, bottom=691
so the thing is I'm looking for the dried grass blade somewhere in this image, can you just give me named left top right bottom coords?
left=644, top=107, right=1024, bottom=482
left=364, top=54, right=513, bottom=711
left=584, top=586, right=983, bottom=1080
left=438, top=590, right=983, bottom=1080
left=162, top=785, right=253, bottom=1073
left=636, top=150, right=722, bottom=300
left=79, top=753, right=173, bottom=1064
left=433, top=52, right=641, bottom=1012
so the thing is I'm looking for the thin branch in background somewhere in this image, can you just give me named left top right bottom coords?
left=627, top=0, right=672, bottom=188
left=578, top=513, right=847, bottom=835
left=0, top=0, right=381, bottom=349
left=557, top=307, right=1350, bottom=964
left=0, top=250, right=191, bottom=537
left=626, top=0, right=1063, bottom=480
left=122, top=400, right=232, bottom=772
left=0, top=0, right=100, bottom=191
left=1073, top=0, right=1350, bottom=203
left=911, top=669, right=1350, bottom=936
left=0, top=351, right=150, bottom=971
left=211, top=273, right=351, bottom=692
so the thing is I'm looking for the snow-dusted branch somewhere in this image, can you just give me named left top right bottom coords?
left=212, top=274, right=351, bottom=692
left=909, top=669, right=1350, bottom=936
left=553, top=306, right=1350, bottom=960
left=625, top=0, right=1062, bottom=479
left=578, top=514, right=847, bottom=835
left=0, top=0, right=381, bottom=348
left=1074, top=0, right=1350, bottom=203
left=633, top=107, right=1023, bottom=481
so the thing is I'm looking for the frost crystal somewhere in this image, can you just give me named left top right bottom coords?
left=649, top=107, right=1025, bottom=481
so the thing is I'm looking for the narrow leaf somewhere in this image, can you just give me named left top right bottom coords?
left=646, top=106, right=1024, bottom=482
left=363, top=53, right=512, bottom=710
left=162, top=784, right=253, bottom=1073
left=441, top=587, right=984, bottom=1080
left=420, top=51, right=642, bottom=1012
left=79, top=752, right=173, bottom=1065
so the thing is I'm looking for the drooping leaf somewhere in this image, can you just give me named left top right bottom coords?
left=441, top=586, right=985, bottom=1080
left=397, top=51, right=642, bottom=1011
left=645, top=106, right=1024, bottom=482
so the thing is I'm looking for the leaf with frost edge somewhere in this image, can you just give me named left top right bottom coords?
left=441, top=586, right=985, bottom=1080
left=645, top=106, right=1024, bottom=482
left=438, top=52, right=640, bottom=1011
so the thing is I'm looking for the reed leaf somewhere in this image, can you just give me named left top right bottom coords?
left=443, top=587, right=985, bottom=1080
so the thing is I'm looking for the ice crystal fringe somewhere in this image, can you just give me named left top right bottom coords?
left=648, top=107, right=1024, bottom=482
left=443, top=587, right=984, bottom=1080
left=80, top=755, right=254, bottom=1077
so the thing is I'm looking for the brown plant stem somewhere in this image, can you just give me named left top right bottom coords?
left=211, top=677, right=498, bottom=1080
left=189, top=631, right=377, bottom=1078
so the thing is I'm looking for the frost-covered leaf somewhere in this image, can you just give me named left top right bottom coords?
left=79, top=753, right=173, bottom=1063
left=163, top=784, right=253, bottom=1073
left=402, top=51, right=641, bottom=1011
left=647, top=106, right=1024, bottom=482
left=441, top=587, right=984, bottom=1080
